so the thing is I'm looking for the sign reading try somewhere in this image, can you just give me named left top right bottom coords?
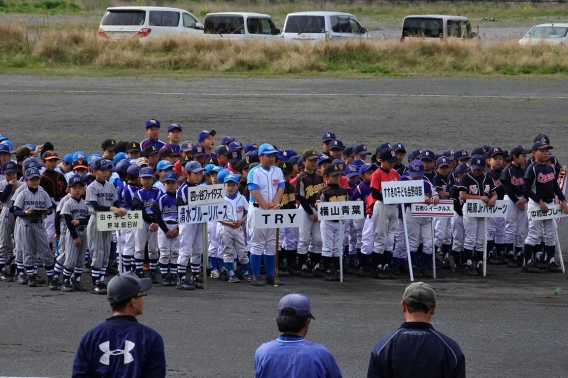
left=318, top=201, right=364, bottom=221
left=254, top=209, right=304, bottom=229
left=178, top=204, right=228, bottom=225
left=96, top=211, right=143, bottom=232
left=186, top=184, right=225, bottom=205
left=382, top=180, right=425, bottom=204
left=411, top=200, right=454, bottom=218
left=464, top=199, right=508, bottom=218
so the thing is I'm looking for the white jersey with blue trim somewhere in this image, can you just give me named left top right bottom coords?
left=224, top=192, right=248, bottom=222
left=86, top=180, right=117, bottom=214
left=247, top=165, right=285, bottom=203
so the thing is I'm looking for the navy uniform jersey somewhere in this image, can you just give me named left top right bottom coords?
left=114, top=178, right=126, bottom=208
left=86, top=180, right=117, bottom=214
left=523, top=161, right=565, bottom=203
left=351, top=181, right=371, bottom=202
left=433, top=173, right=450, bottom=195
left=529, top=155, right=562, bottom=178
left=457, top=172, right=495, bottom=197
left=121, top=183, right=139, bottom=211
left=347, top=179, right=362, bottom=197
left=485, top=168, right=505, bottom=199
left=500, top=163, right=526, bottom=202
left=154, top=192, right=178, bottom=223
left=176, top=182, right=197, bottom=206
left=449, top=185, right=464, bottom=216
left=132, top=187, right=162, bottom=216
left=424, top=171, right=436, bottom=184
left=395, top=163, right=407, bottom=176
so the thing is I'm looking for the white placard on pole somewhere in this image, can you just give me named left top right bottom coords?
left=382, top=180, right=425, bottom=205
left=178, top=203, right=228, bottom=225
left=528, top=204, right=568, bottom=221
left=96, top=211, right=143, bottom=232
left=317, top=201, right=365, bottom=221
left=254, top=209, right=304, bottom=229
left=411, top=200, right=454, bottom=218
left=463, top=199, right=508, bottom=218
left=185, top=184, right=226, bottom=205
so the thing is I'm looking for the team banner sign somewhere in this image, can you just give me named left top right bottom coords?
left=528, top=204, right=568, bottom=221
left=254, top=209, right=304, bottom=229
left=411, top=200, right=454, bottom=218
left=178, top=204, right=228, bottom=225
left=382, top=180, right=425, bottom=204
left=464, top=200, right=508, bottom=218
left=96, top=211, right=144, bottom=231
left=318, top=201, right=365, bottom=221
left=186, top=184, right=225, bottom=205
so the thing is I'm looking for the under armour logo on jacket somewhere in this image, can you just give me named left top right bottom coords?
left=99, top=340, right=135, bottom=365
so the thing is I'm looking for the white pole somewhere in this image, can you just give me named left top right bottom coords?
left=116, top=230, right=123, bottom=274
left=339, top=221, right=344, bottom=283
left=402, top=208, right=414, bottom=282
left=202, top=222, right=208, bottom=289
left=431, top=220, right=436, bottom=279
left=274, top=228, right=279, bottom=287
left=483, top=218, right=488, bottom=277
left=554, top=224, right=565, bottom=273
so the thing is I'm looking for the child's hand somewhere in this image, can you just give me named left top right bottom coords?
left=149, top=223, right=158, bottom=232
left=26, top=209, right=36, bottom=216
left=172, top=228, right=179, bottom=238
left=310, top=214, right=318, bottom=222
left=487, top=197, right=497, bottom=207
left=430, top=196, right=439, bottom=205
left=480, top=196, right=490, bottom=204
left=74, top=237, right=82, bottom=246
left=55, top=234, right=60, bottom=241
left=8, top=179, right=19, bottom=187
left=71, top=219, right=80, bottom=226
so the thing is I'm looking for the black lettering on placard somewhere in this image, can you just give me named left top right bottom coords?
left=288, top=213, right=296, bottom=223
left=262, top=214, right=270, bottom=224
left=275, top=214, right=284, bottom=224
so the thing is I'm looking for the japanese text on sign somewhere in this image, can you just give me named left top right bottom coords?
left=464, top=200, right=508, bottom=218
left=382, top=180, right=425, bottom=204
left=187, top=184, right=225, bottom=205
left=411, top=200, right=454, bottom=217
left=96, top=211, right=143, bottom=231
left=254, top=209, right=304, bottom=229
left=178, top=204, right=228, bottom=225
left=528, top=204, right=568, bottom=221
left=318, top=201, right=364, bottom=221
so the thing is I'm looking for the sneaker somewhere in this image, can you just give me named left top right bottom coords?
left=324, top=269, right=336, bottom=281
left=235, top=270, right=244, bottom=281
left=177, top=279, right=195, bottom=290
left=536, top=261, right=548, bottom=271
left=228, top=275, right=240, bottom=283
left=72, top=281, right=88, bottom=292
left=357, top=267, right=366, bottom=277
left=548, top=261, right=563, bottom=273
left=506, top=256, right=520, bottom=268
left=288, top=266, right=301, bottom=276
left=219, top=270, right=229, bottom=282
left=36, top=275, right=46, bottom=285
left=250, top=275, right=265, bottom=286
left=48, top=277, right=59, bottom=290
left=373, top=269, right=389, bottom=279
left=242, top=273, right=252, bottom=282
left=210, top=269, right=220, bottom=279
left=28, top=274, right=37, bottom=287
left=419, top=267, right=433, bottom=278
left=465, top=266, right=479, bottom=276
left=522, top=262, right=541, bottom=273
left=383, top=267, right=397, bottom=279
left=190, top=277, right=205, bottom=289
left=390, top=265, right=402, bottom=276
left=91, top=282, right=107, bottom=294
left=161, top=274, right=173, bottom=287
left=312, top=267, right=325, bottom=278
left=441, top=258, right=452, bottom=270
left=0, top=270, right=14, bottom=282
left=61, top=280, right=74, bottom=292
left=278, top=269, right=290, bottom=277
left=456, top=264, right=466, bottom=273
left=300, top=267, right=314, bottom=279
left=476, top=265, right=489, bottom=276
left=488, top=256, right=502, bottom=265
left=349, top=258, right=360, bottom=269
left=265, top=275, right=283, bottom=285
left=150, top=273, right=160, bottom=285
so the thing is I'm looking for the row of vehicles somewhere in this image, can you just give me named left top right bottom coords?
left=97, top=6, right=568, bottom=46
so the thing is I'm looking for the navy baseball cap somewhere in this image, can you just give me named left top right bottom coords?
left=278, top=293, right=315, bottom=319
left=107, top=271, right=152, bottom=305
left=322, top=132, right=336, bottom=143
left=487, top=147, right=504, bottom=158
left=332, top=159, right=345, bottom=171
left=180, top=141, right=193, bottom=152
left=353, top=144, right=371, bottom=155
left=25, top=167, right=41, bottom=179
left=470, top=155, right=486, bottom=170
left=224, top=173, right=241, bottom=184
left=163, top=171, right=178, bottom=182
left=215, top=145, right=228, bottom=156
left=359, top=163, right=372, bottom=175
left=145, top=118, right=160, bottom=128
left=126, top=164, right=141, bottom=178
left=114, top=159, right=131, bottom=175
left=221, top=136, right=235, bottom=146
left=317, top=154, right=333, bottom=166
left=244, top=143, right=258, bottom=154
left=441, top=149, right=455, bottom=160
left=192, top=145, right=206, bottom=157
left=258, top=143, right=278, bottom=155
left=471, top=147, right=486, bottom=157
left=229, top=140, right=243, bottom=150
left=532, top=141, right=553, bottom=151
left=91, top=158, right=113, bottom=171
left=245, top=151, right=259, bottom=164
left=228, top=148, right=242, bottom=163
left=343, top=146, right=354, bottom=157
left=436, top=156, right=451, bottom=168
left=455, top=163, right=471, bottom=175
left=197, top=130, right=216, bottom=143
left=393, top=143, right=406, bottom=153
left=419, top=150, right=435, bottom=161
left=0, top=144, right=11, bottom=154
left=379, top=148, right=399, bottom=163
left=2, top=161, right=17, bottom=174
left=454, top=150, right=469, bottom=161
left=510, top=145, right=531, bottom=156
left=329, top=140, right=344, bottom=151
left=167, top=123, right=182, bottom=132
left=278, top=161, right=293, bottom=174
left=288, top=155, right=300, bottom=165
left=534, top=134, right=550, bottom=145
left=139, top=167, right=154, bottom=178
left=68, top=175, right=85, bottom=187
left=407, top=149, right=421, bottom=162
left=375, top=143, right=391, bottom=155
left=23, top=157, right=43, bottom=171
left=185, top=161, right=205, bottom=173
left=345, top=164, right=360, bottom=178
left=408, top=161, right=425, bottom=178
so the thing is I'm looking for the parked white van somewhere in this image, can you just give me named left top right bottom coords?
left=98, top=6, right=204, bottom=41
left=282, top=11, right=370, bottom=42
left=203, top=12, right=281, bottom=40
left=519, top=23, right=568, bottom=47
left=401, top=15, right=476, bottom=42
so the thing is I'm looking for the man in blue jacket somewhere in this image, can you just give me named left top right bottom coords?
left=72, top=271, right=166, bottom=378
left=255, top=293, right=342, bottom=378
left=367, top=282, right=466, bottom=378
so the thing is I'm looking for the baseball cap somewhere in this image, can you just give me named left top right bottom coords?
left=471, top=147, right=486, bottom=157
left=136, top=157, right=150, bottom=168
left=455, top=163, right=471, bottom=175
left=72, top=160, right=89, bottom=170
left=403, top=282, right=436, bottom=310
left=245, top=151, right=259, bottom=164
left=379, top=148, right=399, bottom=163
left=41, top=150, right=59, bottom=160
left=534, top=134, right=550, bottom=145
left=221, top=136, right=235, bottom=146
left=197, top=130, right=216, bottom=143
left=180, top=141, right=193, bottom=153
left=0, top=144, right=11, bottom=154
left=163, top=171, right=178, bottom=182
left=532, top=141, right=553, bottom=151
left=68, top=174, right=85, bottom=187
left=73, top=151, right=87, bottom=161
left=115, top=141, right=128, bottom=153
left=244, top=143, right=258, bottom=154
left=227, top=148, right=242, bottom=163
left=321, top=132, right=336, bottom=143
left=229, top=140, right=243, bottom=150
left=0, top=135, right=8, bottom=142
left=324, top=163, right=343, bottom=176
left=143, top=145, right=159, bottom=157
left=317, top=154, right=333, bottom=166
left=359, top=163, right=372, bottom=175
left=1, top=140, right=14, bottom=154
left=145, top=118, right=160, bottom=128
left=235, top=159, right=249, bottom=173
left=441, top=149, right=455, bottom=160
left=185, top=161, right=205, bottom=173
left=180, top=155, right=192, bottom=165
left=127, top=142, right=141, bottom=153
left=288, top=155, right=300, bottom=165
left=192, top=145, right=206, bottom=157
left=114, top=159, right=131, bottom=175
left=345, top=164, right=360, bottom=178
left=301, top=149, right=318, bottom=161
left=353, top=144, right=370, bottom=156
left=343, top=146, right=354, bottom=157
left=25, top=167, right=41, bottom=179
left=39, top=142, right=54, bottom=157
left=113, top=152, right=126, bottom=165
left=139, top=167, right=155, bottom=178
left=454, top=150, right=470, bottom=161
left=487, top=147, right=504, bottom=158
left=23, top=157, right=43, bottom=171
left=205, top=157, right=218, bottom=166
left=62, top=154, right=73, bottom=165
left=407, top=149, right=421, bottom=162
left=91, top=158, right=113, bottom=171
left=2, top=161, right=17, bottom=174
left=156, top=160, right=173, bottom=171
left=470, top=155, right=486, bottom=170
left=392, top=143, right=406, bottom=153
left=509, top=145, right=531, bottom=156
left=203, top=164, right=216, bottom=175
left=332, top=159, right=345, bottom=171
left=224, top=173, right=241, bottom=184
left=167, top=123, right=182, bottom=132
left=419, top=150, right=435, bottom=161
left=278, top=161, right=292, bottom=174
left=436, top=156, right=451, bottom=168
left=258, top=143, right=278, bottom=155
left=375, top=143, right=391, bottom=155
left=278, top=293, right=315, bottom=319
left=88, top=154, right=101, bottom=164
left=408, top=161, right=425, bottom=178
left=101, top=138, right=116, bottom=151
left=216, top=169, right=231, bottom=184
left=329, top=140, right=344, bottom=151
left=107, top=271, right=152, bottom=305
left=127, top=164, right=141, bottom=178
left=215, top=145, right=228, bottom=156
left=158, top=148, right=175, bottom=160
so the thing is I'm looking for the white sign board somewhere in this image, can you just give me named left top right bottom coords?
left=317, top=201, right=365, bottom=221
left=178, top=204, right=228, bottom=225
left=382, top=180, right=425, bottom=204
left=411, top=200, right=454, bottom=218
left=186, top=184, right=225, bottom=205
left=528, top=204, right=568, bottom=221
left=464, top=200, right=508, bottom=218
left=254, top=209, right=304, bottom=229
left=96, top=211, right=143, bottom=231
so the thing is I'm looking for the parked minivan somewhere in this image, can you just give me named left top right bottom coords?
left=203, top=12, right=281, bottom=40
left=98, top=6, right=204, bottom=41
left=282, top=11, right=370, bottom=42
left=401, top=15, right=476, bottom=42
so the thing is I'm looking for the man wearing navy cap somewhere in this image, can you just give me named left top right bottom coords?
left=321, top=132, right=336, bottom=154
left=72, top=271, right=165, bottom=378
left=140, top=118, right=166, bottom=151
left=255, top=293, right=342, bottom=378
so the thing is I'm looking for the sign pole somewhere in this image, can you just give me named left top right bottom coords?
left=483, top=218, right=488, bottom=277
left=339, top=221, right=344, bottom=283
left=202, top=222, right=208, bottom=289
left=116, top=230, right=123, bottom=273
left=402, top=208, right=414, bottom=282
left=431, top=221, right=436, bottom=279
left=274, top=228, right=279, bottom=287
left=554, top=224, right=565, bottom=273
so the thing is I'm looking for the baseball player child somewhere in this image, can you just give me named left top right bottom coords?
left=120, top=165, right=141, bottom=273
left=0, top=161, right=19, bottom=282
left=86, top=159, right=127, bottom=294
left=13, top=167, right=54, bottom=288
left=40, top=150, right=68, bottom=249
left=351, top=163, right=374, bottom=276
left=449, top=163, right=470, bottom=272
left=432, top=156, right=453, bottom=269
left=485, top=148, right=507, bottom=265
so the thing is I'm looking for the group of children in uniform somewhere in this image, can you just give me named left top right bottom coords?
left=0, top=122, right=566, bottom=293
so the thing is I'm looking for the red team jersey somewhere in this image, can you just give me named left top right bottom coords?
left=367, top=167, right=400, bottom=215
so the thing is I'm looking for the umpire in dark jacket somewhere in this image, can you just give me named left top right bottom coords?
left=367, top=282, right=465, bottom=378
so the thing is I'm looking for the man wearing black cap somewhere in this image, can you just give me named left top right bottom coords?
left=367, top=282, right=465, bottom=378
left=255, top=293, right=342, bottom=378
left=72, top=271, right=165, bottom=377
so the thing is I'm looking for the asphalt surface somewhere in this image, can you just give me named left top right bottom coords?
left=1, top=75, right=568, bottom=377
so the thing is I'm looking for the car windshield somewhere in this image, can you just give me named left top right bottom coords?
left=402, top=17, right=443, bottom=38
left=528, top=26, right=568, bottom=39
left=101, top=10, right=146, bottom=26
left=284, top=15, right=325, bottom=34
left=204, top=15, right=245, bottom=34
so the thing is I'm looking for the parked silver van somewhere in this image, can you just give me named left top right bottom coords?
left=282, top=11, right=370, bottom=42
left=401, top=15, right=475, bottom=42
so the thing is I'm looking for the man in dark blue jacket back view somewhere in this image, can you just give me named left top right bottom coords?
left=367, top=282, right=466, bottom=378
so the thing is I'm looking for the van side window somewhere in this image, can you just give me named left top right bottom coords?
left=183, top=13, right=197, bottom=28
left=248, top=18, right=260, bottom=34
left=149, top=11, right=180, bottom=27
left=403, top=18, right=443, bottom=38
left=348, top=17, right=361, bottom=33
left=447, top=20, right=469, bottom=38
